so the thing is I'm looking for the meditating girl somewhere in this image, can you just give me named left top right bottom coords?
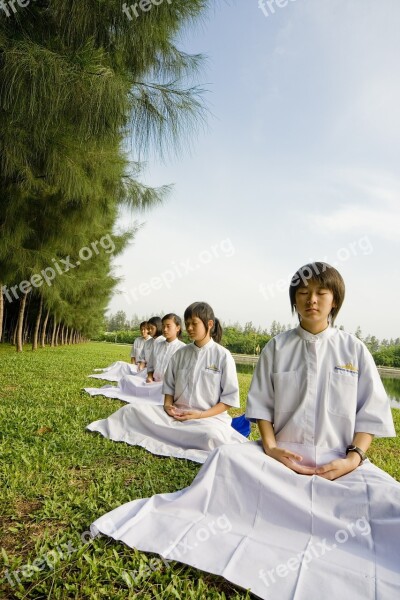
left=130, top=321, right=150, bottom=365
left=91, top=264, right=399, bottom=600
left=87, top=302, right=248, bottom=462
left=137, top=316, right=165, bottom=371
left=84, top=314, right=185, bottom=404
left=88, top=316, right=164, bottom=382
left=145, top=314, right=185, bottom=383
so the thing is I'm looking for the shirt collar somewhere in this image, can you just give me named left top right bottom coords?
left=295, top=324, right=336, bottom=342
left=192, top=338, right=215, bottom=352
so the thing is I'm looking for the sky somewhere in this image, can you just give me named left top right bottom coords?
left=108, top=0, right=400, bottom=340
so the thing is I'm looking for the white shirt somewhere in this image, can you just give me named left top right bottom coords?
left=246, top=325, right=396, bottom=450
left=138, top=336, right=166, bottom=364
left=147, top=338, right=186, bottom=381
left=130, top=336, right=147, bottom=359
left=163, top=339, right=240, bottom=411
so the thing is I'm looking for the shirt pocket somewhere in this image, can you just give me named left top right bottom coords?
left=200, top=369, right=221, bottom=403
left=328, top=371, right=358, bottom=417
left=273, top=370, right=299, bottom=413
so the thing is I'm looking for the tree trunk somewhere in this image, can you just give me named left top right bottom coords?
left=69, top=328, right=74, bottom=344
left=65, top=326, right=69, bottom=345
left=16, top=292, right=29, bottom=352
left=51, top=316, right=57, bottom=347
left=41, top=309, right=50, bottom=348
left=60, top=324, right=65, bottom=346
left=55, top=322, right=61, bottom=346
left=32, top=296, right=43, bottom=351
left=23, top=324, right=30, bottom=344
left=0, top=284, right=4, bottom=343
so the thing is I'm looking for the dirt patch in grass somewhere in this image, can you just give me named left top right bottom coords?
left=1, top=517, right=62, bottom=557
left=0, top=500, right=59, bottom=556
left=13, top=500, right=42, bottom=518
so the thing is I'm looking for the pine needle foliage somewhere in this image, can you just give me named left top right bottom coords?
left=0, top=0, right=210, bottom=345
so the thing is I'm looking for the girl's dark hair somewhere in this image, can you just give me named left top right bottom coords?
left=162, top=313, right=183, bottom=339
left=147, top=316, right=163, bottom=338
left=139, top=321, right=148, bottom=329
left=289, top=262, right=345, bottom=324
left=184, top=301, right=223, bottom=344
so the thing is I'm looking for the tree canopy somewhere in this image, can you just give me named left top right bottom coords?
left=0, top=0, right=210, bottom=350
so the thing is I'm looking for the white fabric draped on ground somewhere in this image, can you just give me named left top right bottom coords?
left=88, top=361, right=146, bottom=382
left=83, top=375, right=164, bottom=405
left=91, top=440, right=400, bottom=600
left=87, top=403, right=248, bottom=463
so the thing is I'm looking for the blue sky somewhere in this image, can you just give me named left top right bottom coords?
left=109, top=0, right=400, bottom=340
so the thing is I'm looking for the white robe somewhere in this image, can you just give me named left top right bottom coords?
left=246, top=326, right=395, bottom=444
left=138, top=336, right=166, bottom=365
left=88, top=338, right=166, bottom=382
left=147, top=338, right=186, bottom=382
left=91, top=327, right=399, bottom=599
left=87, top=339, right=248, bottom=462
left=88, top=360, right=143, bottom=382
left=82, top=379, right=164, bottom=404
left=130, top=335, right=148, bottom=360
left=84, top=339, right=186, bottom=405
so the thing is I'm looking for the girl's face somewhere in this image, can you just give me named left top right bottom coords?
left=185, top=316, right=212, bottom=346
left=141, top=326, right=149, bottom=338
left=162, top=319, right=180, bottom=342
left=295, top=280, right=336, bottom=334
left=147, top=323, right=157, bottom=338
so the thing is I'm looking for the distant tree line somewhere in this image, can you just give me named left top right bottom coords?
left=101, top=312, right=400, bottom=365
left=354, top=326, right=400, bottom=367
left=100, top=313, right=290, bottom=354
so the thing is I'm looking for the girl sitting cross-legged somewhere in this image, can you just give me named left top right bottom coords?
left=90, top=264, right=400, bottom=600
left=84, top=314, right=185, bottom=405
left=86, top=301, right=248, bottom=463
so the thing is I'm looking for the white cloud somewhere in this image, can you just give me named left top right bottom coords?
left=308, top=167, right=400, bottom=241
left=310, top=206, right=399, bottom=242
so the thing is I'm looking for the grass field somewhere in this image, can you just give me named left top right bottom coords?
left=1, top=342, right=399, bottom=599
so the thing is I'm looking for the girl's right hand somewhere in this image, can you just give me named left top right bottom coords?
left=164, top=405, right=176, bottom=417
left=263, top=447, right=316, bottom=476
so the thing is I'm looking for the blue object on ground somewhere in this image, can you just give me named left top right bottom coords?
left=231, top=414, right=251, bottom=438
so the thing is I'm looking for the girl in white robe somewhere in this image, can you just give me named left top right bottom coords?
left=88, top=316, right=165, bottom=382
left=91, top=264, right=400, bottom=600
left=84, top=314, right=185, bottom=404
left=130, top=321, right=150, bottom=364
left=87, top=302, right=248, bottom=463
left=137, top=316, right=166, bottom=371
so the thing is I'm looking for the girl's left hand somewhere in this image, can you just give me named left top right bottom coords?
left=173, top=410, right=203, bottom=421
left=315, top=454, right=361, bottom=480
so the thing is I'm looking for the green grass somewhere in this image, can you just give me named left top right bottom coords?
left=0, top=342, right=253, bottom=599
left=0, top=342, right=399, bottom=599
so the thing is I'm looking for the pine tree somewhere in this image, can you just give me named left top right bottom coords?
left=0, top=0, right=210, bottom=347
